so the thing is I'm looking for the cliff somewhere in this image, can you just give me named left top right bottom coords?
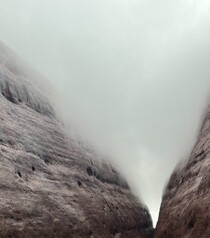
left=155, top=106, right=210, bottom=237
left=0, top=41, right=153, bottom=238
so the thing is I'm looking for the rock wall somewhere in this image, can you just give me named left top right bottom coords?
left=0, top=42, right=153, bottom=238
left=155, top=106, right=210, bottom=238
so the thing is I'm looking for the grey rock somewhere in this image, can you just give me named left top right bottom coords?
left=155, top=105, right=210, bottom=238
left=0, top=41, right=153, bottom=238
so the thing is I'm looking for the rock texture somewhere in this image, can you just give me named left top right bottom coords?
left=0, top=41, right=153, bottom=238
left=155, top=106, right=210, bottom=238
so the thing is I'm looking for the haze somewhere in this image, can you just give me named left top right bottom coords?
left=1, top=0, right=210, bottom=225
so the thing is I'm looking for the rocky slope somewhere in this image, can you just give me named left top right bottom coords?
left=0, top=41, right=153, bottom=238
left=155, top=106, right=210, bottom=237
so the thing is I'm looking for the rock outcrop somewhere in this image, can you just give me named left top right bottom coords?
left=155, top=106, right=210, bottom=238
left=0, top=41, right=153, bottom=238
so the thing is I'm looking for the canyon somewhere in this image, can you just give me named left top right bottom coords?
left=1, top=41, right=210, bottom=238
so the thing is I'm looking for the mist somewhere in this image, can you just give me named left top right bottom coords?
left=1, top=0, right=210, bottom=225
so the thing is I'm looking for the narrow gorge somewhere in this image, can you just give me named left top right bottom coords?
left=1, top=41, right=210, bottom=238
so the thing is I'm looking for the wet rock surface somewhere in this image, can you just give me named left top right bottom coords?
left=0, top=42, right=153, bottom=238
left=155, top=106, right=210, bottom=238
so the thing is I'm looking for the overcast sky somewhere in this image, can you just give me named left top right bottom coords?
left=1, top=0, right=210, bottom=225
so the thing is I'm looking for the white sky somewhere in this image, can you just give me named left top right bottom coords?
left=1, top=0, right=210, bottom=225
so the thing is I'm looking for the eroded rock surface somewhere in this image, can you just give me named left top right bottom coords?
left=0, top=42, right=153, bottom=238
left=155, top=106, right=210, bottom=238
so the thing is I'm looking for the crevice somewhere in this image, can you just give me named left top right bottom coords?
left=17, top=171, right=22, bottom=178
left=87, top=166, right=93, bottom=176
left=188, top=215, right=196, bottom=229
left=110, top=227, right=119, bottom=236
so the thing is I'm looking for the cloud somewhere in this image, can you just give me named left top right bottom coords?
left=1, top=0, right=210, bottom=225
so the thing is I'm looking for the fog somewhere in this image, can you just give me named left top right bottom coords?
left=1, top=0, right=210, bottom=225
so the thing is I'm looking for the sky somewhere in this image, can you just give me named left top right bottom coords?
left=1, top=0, right=210, bottom=225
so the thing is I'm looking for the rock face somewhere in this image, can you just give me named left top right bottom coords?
left=155, top=106, right=210, bottom=238
left=0, top=42, right=153, bottom=238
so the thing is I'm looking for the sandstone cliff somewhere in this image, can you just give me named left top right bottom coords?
left=155, top=106, right=210, bottom=237
left=0, top=42, right=153, bottom=238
